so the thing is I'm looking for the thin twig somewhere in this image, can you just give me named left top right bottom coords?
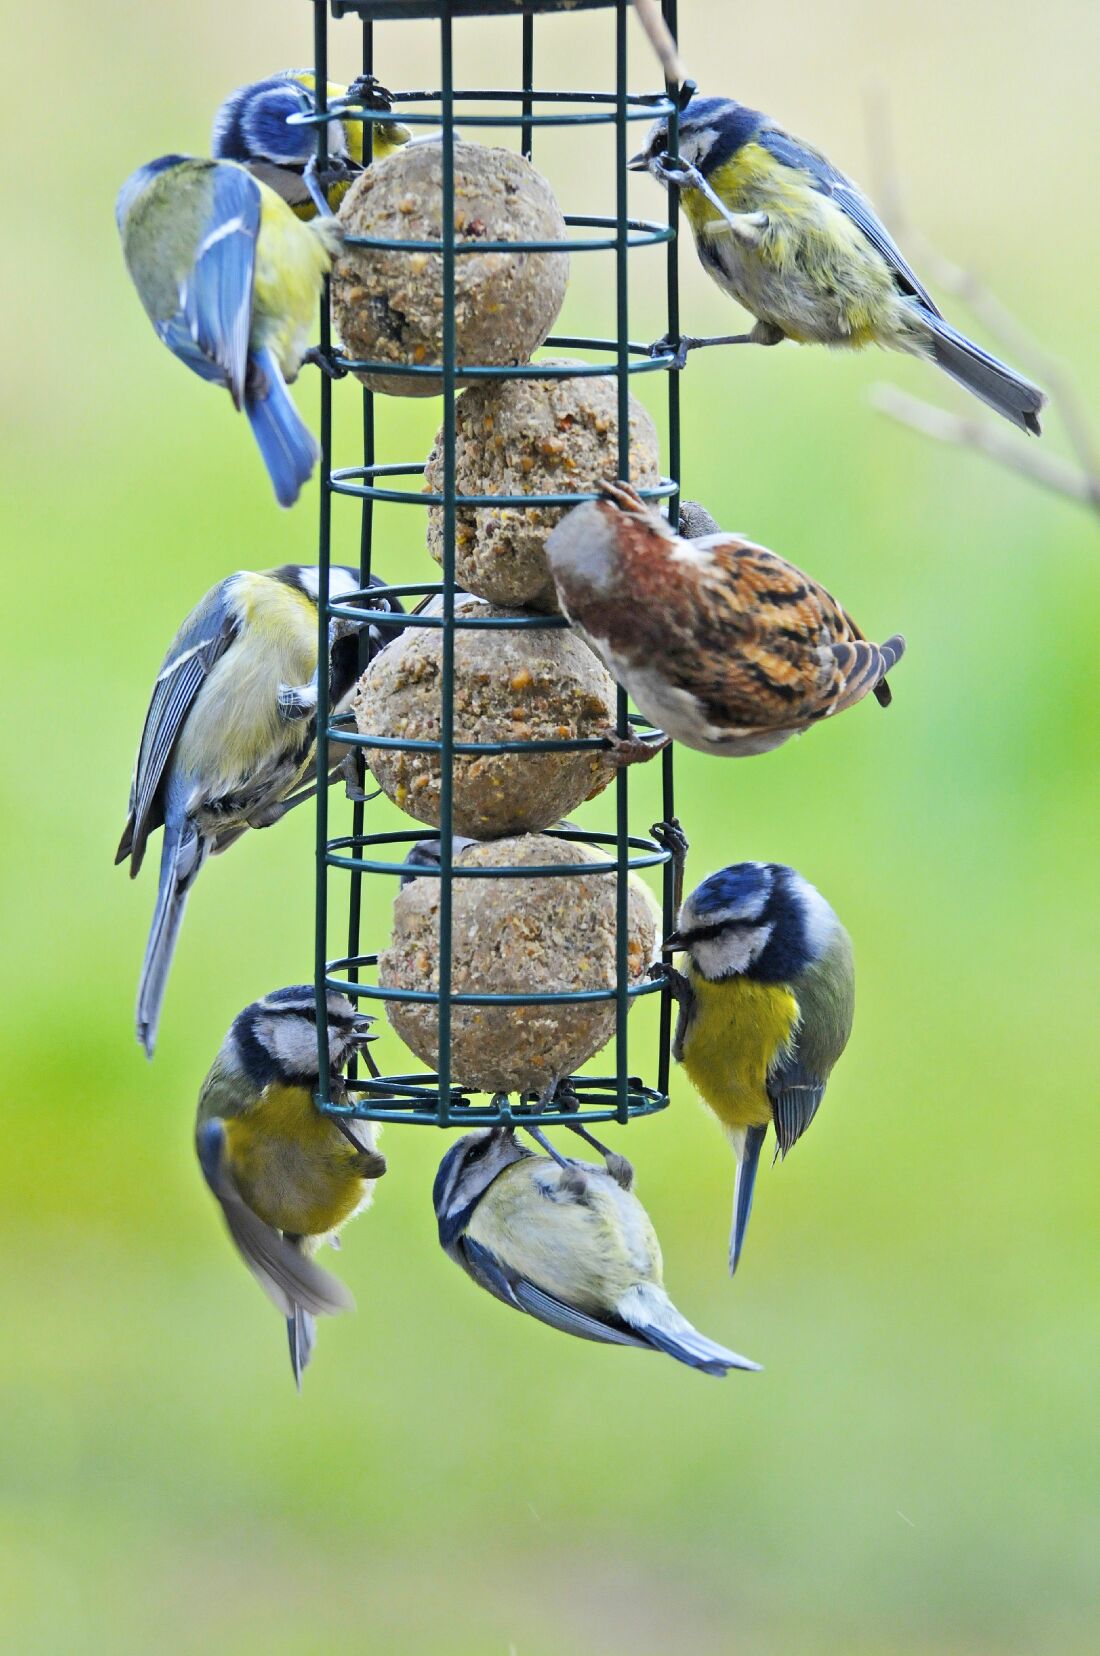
left=864, top=88, right=1100, bottom=513
left=632, top=0, right=687, bottom=85
left=869, top=386, right=1100, bottom=508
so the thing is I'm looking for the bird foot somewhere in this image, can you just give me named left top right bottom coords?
left=302, top=345, right=349, bottom=380
left=647, top=959, right=692, bottom=1009
left=651, top=817, right=689, bottom=913
left=603, top=730, right=670, bottom=768
left=345, top=75, right=397, bottom=111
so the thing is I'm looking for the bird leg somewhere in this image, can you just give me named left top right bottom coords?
left=520, top=1122, right=589, bottom=1196
left=650, top=817, right=689, bottom=915
left=651, top=152, right=770, bottom=243
left=602, top=729, right=671, bottom=767
left=650, top=319, right=784, bottom=368
left=547, top=1078, right=634, bottom=1190
left=302, top=154, right=340, bottom=219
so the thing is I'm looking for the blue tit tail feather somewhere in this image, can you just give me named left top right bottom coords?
left=137, top=816, right=206, bottom=1058
left=618, top=1284, right=761, bottom=1376
left=916, top=311, right=1045, bottom=435
left=729, top=1124, right=767, bottom=1276
left=244, top=347, right=319, bottom=507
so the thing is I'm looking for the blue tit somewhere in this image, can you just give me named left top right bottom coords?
left=117, top=564, right=397, bottom=1057
left=434, top=1128, right=761, bottom=1376
left=661, top=862, right=854, bottom=1275
left=116, top=155, right=341, bottom=506
left=212, top=71, right=412, bottom=217
left=631, top=97, right=1046, bottom=433
left=196, top=985, right=385, bottom=1388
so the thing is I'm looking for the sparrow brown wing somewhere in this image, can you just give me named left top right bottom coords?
left=679, top=540, right=864, bottom=731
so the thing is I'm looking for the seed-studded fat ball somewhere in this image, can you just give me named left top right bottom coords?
left=379, top=834, right=659, bottom=1095
left=423, top=365, right=661, bottom=611
left=352, top=598, right=619, bottom=838
left=331, top=142, right=568, bottom=397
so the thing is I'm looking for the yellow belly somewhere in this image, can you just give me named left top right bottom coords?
left=679, top=972, right=799, bottom=1132
left=224, top=1084, right=366, bottom=1238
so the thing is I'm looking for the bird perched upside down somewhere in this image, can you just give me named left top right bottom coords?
left=213, top=71, right=411, bottom=217
left=631, top=95, right=1046, bottom=434
left=117, top=155, right=341, bottom=506
left=196, top=986, right=385, bottom=1388
left=117, top=564, right=398, bottom=1056
left=657, top=850, right=855, bottom=1275
left=434, top=1128, right=760, bottom=1376
left=545, top=481, right=904, bottom=757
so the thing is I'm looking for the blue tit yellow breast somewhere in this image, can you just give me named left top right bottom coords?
left=223, top=1083, right=366, bottom=1237
left=678, top=970, right=799, bottom=1132
left=683, top=144, right=898, bottom=348
left=174, top=573, right=316, bottom=785
left=251, top=184, right=335, bottom=372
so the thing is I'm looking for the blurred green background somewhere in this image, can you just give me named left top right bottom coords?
left=4, top=2, right=1099, bottom=1651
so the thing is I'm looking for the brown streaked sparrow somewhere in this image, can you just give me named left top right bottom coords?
left=544, top=481, right=905, bottom=757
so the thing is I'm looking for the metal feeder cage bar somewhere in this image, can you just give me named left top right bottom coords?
left=310, top=0, right=683, bottom=1130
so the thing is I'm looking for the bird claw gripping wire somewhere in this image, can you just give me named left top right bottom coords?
left=651, top=817, right=689, bottom=913
left=345, top=74, right=398, bottom=111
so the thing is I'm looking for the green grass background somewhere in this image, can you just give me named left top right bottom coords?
left=3, top=2, right=1099, bottom=1651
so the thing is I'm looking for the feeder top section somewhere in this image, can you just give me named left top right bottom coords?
left=331, top=1, right=620, bottom=19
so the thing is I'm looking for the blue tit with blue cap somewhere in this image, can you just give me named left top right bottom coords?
left=117, top=564, right=399, bottom=1057
left=116, top=154, right=341, bottom=506
left=434, top=1127, right=761, bottom=1377
left=631, top=95, right=1046, bottom=433
left=212, top=71, right=412, bottom=217
left=196, top=985, right=385, bottom=1388
left=659, top=858, right=855, bottom=1276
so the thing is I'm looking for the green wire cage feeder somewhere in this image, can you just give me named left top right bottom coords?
left=308, top=0, right=685, bottom=1131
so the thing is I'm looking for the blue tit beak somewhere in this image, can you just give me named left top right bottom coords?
left=661, top=930, right=687, bottom=954
left=351, top=1014, right=376, bottom=1044
left=628, top=150, right=650, bottom=172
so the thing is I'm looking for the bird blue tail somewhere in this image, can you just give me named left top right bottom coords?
left=729, top=1124, right=767, bottom=1276
left=245, top=348, right=319, bottom=508
left=918, top=312, right=1045, bottom=435
left=136, top=819, right=205, bottom=1058
left=287, top=1305, right=316, bottom=1390
left=642, top=1320, right=762, bottom=1376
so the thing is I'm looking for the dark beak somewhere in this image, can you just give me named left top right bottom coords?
left=628, top=150, right=649, bottom=172
left=661, top=931, right=686, bottom=955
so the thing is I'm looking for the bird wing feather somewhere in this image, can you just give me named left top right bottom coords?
left=459, top=1236, right=648, bottom=1350
left=757, top=126, right=941, bottom=316
left=670, top=539, right=878, bottom=731
left=197, top=1120, right=353, bottom=1320
left=179, top=165, right=261, bottom=409
left=117, top=583, right=239, bottom=874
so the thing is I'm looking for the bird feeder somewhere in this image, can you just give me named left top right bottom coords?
left=307, top=0, right=685, bottom=1131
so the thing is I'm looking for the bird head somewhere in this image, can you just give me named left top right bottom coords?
left=433, top=1128, right=529, bottom=1249
left=231, top=985, right=374, bottom=1088
left=664, top=863, right=837, bottom=984
left=630, top=96, right=763, bottom=181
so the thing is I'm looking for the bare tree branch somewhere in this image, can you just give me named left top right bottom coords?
left=863, top=88, right=1100, bottom=515
left=870, top=386, right=1100, bottom=508
left=632, top=0, right=687, bottom=86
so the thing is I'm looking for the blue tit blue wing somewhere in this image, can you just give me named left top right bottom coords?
left=757, top=126, right=941, bottom=316
left=117, top=582, right=239, bottom=875
left=179, top=165, right=261, bottom=409
left=766, top=1046, right=827, bottom=1157
left=460, top=1238, right=647, bottom=1350
left=154, top=316, right=231, bottom=385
